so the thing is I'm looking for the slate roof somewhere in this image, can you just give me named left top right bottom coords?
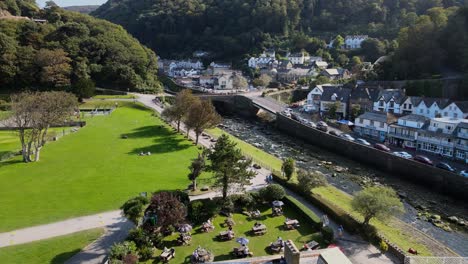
left=321, top=87, right=352, bottom=102
left=356, top=111, right=389, bottom=123
left=420, top=98, right=450, bottom=109
left=351, top=85, right=381, bottom=102
left=376, top=89, right=405, bottom=103
left=399, top=114, right=429, bottom=123
left=454, top=101, right=468, bottom=112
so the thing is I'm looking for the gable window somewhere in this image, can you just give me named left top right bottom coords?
left=420, top=109, right=423, bottom=114
left=389, top=101, right=395, bottom=108
left=409, top=104, right=412, bottom=109
left=379, top=100, right=384, bottom=107
left=444, top=112, right=448, bottom=117
left=454, top=113, right=458, bottom=118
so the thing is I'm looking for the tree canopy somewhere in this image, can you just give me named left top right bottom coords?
left=0, top=1, right=161, bottom=93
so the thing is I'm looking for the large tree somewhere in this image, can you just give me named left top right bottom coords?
left=162, top=90, right=196, bottom=132
left=10, top=91, right=78, bottom=162
left=185, top=100, right=221, bottom=144
left=351, top=186, right=404, bottom=226
left=297, top=169, right=327, bottom=194
left=34, top=49, right=72, bottom=89
left=188, top=152, right=206, bottom=191
left=207, top=134, right=256, bottom=199
left=145, top=191, right=187, bottom=232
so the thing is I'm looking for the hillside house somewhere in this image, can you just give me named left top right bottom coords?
left=321, top=68, right=351, bottom=80
left=354, top=111, right=397, bottom=141
left=320, top=87, right=352, bottom=118
left=373, top=89, right=405, bottom=114
left=387, top=114, right=430, bottom=149
left=345, top=35, right=368, bottom=49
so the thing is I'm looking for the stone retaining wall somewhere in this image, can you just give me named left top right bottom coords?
left=276, top=113, right=468, bottom=201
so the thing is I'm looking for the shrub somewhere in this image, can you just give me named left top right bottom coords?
left=231, top=193, right=257, bottom=210
left=282, top=158, right=295, bottom=181
left=188, top=199, right=219, bottom=224
left=127, top=228, right=152, bottom=249
left=121, top=196, right=149, bottom=225
left=122, top=254, right=138, bottom=264
left=138, top=246, right=155, bottom=261
left=297, top=170, right=327, bottom=194
left=259, top=184, right=286, bottom=202
left=109, top=241, right=138, bottom=261
left=380, top=240, right=389, bottom=253
left=321, top=226, right=334, bottom=244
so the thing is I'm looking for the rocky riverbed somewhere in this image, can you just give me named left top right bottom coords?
left=219, top=115, right=468, bottom=256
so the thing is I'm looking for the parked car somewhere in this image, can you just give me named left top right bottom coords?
left=435, top=162, right=456, bottom=172
left=356, top=138, right=371, bottom=146
left=413, top=155, right=433, bottom=166
left=374, top=143, right=390, bottom=152
left=392, top=151, right=412, bottom=159
left=460, top=170, right=468, bottom=177
left=307, top=121, right=316, bottom=128
left=340, top=134, right=355, bottom=141
left=328, top=130, right=339, bottom=136
left=317, top=121, right=328, bottom=132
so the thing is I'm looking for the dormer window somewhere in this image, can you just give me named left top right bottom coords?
left=379, top=100, right=384, bottom=107
left=389, top=101, right=394, bottom=108
left=331, top=93, right=338, bottom=101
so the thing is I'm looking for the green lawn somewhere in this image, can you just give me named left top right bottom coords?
left=0, top=228, right=104, bottom=264
left=0, top=104, right=202, bottom=232
left=0, top=130, right=18, bottom=159
left=207, top=128, right=283, bottom=173
left=155, top=206, right=321, bottom=263
left=93, top=94, right=135, bottom=99
left=313, top=186, right=432, bottom=256
left=80, top=100, right=122, bottom=109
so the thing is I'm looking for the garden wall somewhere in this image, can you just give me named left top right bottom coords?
left=276, top=114, right=468, bottom=202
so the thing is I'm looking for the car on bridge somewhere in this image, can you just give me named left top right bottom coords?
left=435, top=162, right=456, bottom=172
left=317, top=121, right=328, bottom=132
left=413, top=155, right=433, bottom=166
left=356, top=138, right=371, bottom=146
left=374, top=143, right=391, bottom=152
left=392, top=151, right=412, bottom=159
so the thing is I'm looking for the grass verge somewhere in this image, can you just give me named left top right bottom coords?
left=0, top=228, right=104, bottom=264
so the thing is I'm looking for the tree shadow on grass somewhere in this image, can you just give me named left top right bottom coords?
left=123, top=125, right=174, bottom=139
left=0, top=159, right=23, bottom=168
left=128, top=137, right=192, bottom=155
left=50, top=249, right=82, bottom=264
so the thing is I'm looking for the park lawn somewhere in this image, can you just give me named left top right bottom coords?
left=79, top=100, right=123, bottom=110
left=313, top=186, right=432, bottom=256
left=0, top=111, right=11, bottom=121
left=155, top=206, right=322, bottom=263
left=0, top=103, right=203, bottom=232
left=93, top=94, right=135, bottom=99
left=207, top=128, right=283, bottom=173
left=0, top=228, right=104, bottom=264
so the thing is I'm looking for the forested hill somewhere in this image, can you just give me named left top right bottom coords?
left=0, top=1, right=160, bottom=94
left=92, top=0, right=464, bottom=58
left=64, top=5, right=100, bottom=14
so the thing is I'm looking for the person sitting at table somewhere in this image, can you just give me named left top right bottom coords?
left=192, top=250, right=199, bottom=261
left=227, top=230, right=234, bottom=239
left=277, top=236, right=283, bottom=246
left=254, top=222, right=261, bottom=228
left=243, top=246, right=250, bottom=257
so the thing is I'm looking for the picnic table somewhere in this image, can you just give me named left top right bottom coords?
left=284, top=219, right=300, bottom=229
left=201, top=222, right=215, bottom=232
left=195, top=248, right=212, bottom=262
left=224, top=218, right=235, bottom=227
left=178, top=233, right=192, bottom=245
left=252, top=224, right=267, bottom=235
left=219, top=230, right=235, bottom=240
left=270, top=240, right=284, bottom=253
left=160, top=248, right=175, bottom=262
left=303, top=240, right=320, bottom=251
left=233, top=246, right=252, bottom=258
left=272, top=207, right=283, bottom=216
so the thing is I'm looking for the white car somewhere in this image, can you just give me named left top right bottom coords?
left=356, top=138, right=371, bottom=146
left=308, top=121, right=316, bottom=128
left=460, top=170, right=468, bottom=177
left=340, top=134, right=355, bottom=141
left=392, top=151, right=413, bottom=159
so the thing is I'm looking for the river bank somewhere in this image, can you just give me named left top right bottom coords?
left=218, top=115, right=468, bottom=256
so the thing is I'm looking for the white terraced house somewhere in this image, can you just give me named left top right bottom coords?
left=344, top=35, right=368, bottom=49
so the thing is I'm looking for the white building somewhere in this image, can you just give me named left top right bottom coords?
left=320, top=87, right=352, bottom=119
left=399, top=96, right=423, bottom=115
left=354, top=111, right=397, bottom=142
left=213, top=74, right=234, bottom=90
left=287, top=52, right=310, bottom=65
left=314, top=61, right=329, bottom=70
left=387, top=114, right=429, bottom=149
left=416, top=117, right=463, bottom=158
left=210, top=61, right=231, bottom=69
left=373, top=89, right=405, bottom=114
left=305, top=84, right=339, bottom=112
left=345, top=35, right=368, bottom=49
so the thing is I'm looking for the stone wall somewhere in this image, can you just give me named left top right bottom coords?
left=276, top=113, right=468, bottom=201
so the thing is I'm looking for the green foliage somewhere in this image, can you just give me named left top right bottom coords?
left=380, top=240, right=389, bottom=252
left=138, top=246, right=155, bottom=261
left=188, top=199, right=219, bottom=224
left=121, top=196, right=149, bottom=225
left=92, top=0, right=461, bottom=58
left=297, top=170, right=327, bottom=194
left=351, top=186, right=404, bottom=225
left=71, top=78, right=95, bottom=100
left=321, top=226, right=334, bottom=244
left=207, top=134, right=256, bottom=199
left=109, top=241, right=138, bottom=262
left=281, top=157, right=295, bottom=181
left=360, top=38, right=386, bottom=62
left=333, top=35, right=344, bottom=49
left=127, top=228, right=152, bottom=249
left=0, top=3, right=161, bottom=93
left=259, top=184, right=286, bottom=202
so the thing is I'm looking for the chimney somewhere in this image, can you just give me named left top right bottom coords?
left=284, top=240, right=300, bottom=264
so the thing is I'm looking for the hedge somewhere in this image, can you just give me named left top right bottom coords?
left=282, top=195, right=322, bottom=229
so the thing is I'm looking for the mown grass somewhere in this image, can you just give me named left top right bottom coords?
left=313, top=186, right=432, bottom=256
left=0, top=104, right=202, bottom=232
left=151, top=206, right=321, bottom=263
left=0, top=228, right=104, bottom=264
left=207, top=128, right=283, bottom=173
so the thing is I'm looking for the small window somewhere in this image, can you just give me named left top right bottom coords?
left=420, top=109, right=423, bottom=114
left=454, top=113, right=458, bottom=118
left=426, top=109, right=430, bottom=114
left=444, top=112, right=448, bottom=117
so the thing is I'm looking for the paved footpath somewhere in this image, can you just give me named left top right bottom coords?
left=0, top=94, right=397, bottom=264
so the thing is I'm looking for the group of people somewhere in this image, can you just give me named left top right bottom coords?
left=139, top=151, right=152, bottom=156
left=265, top=174, right=274, bottom=183
left=272, top=206, right=283, bottom=216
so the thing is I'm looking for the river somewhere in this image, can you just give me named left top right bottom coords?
left=218, top=114, right=468, bottom=256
